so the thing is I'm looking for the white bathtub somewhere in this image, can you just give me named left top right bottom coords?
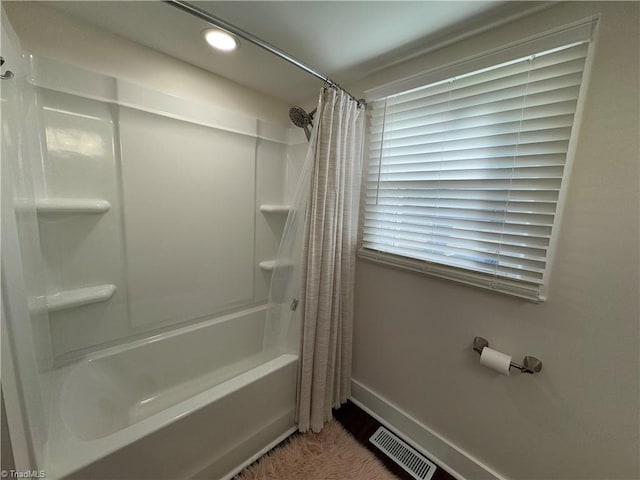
left=45, top=305, right=298, bottom=479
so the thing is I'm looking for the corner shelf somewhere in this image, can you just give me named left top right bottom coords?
left=35, top=198, right=111, bottom=215
left=259, top=260, right=277, bottom=272
left=46, top=284, right=116, bottom=312
left=259, top=204, right=291, bottom=214
left=259, top=260, right=293, bottom=272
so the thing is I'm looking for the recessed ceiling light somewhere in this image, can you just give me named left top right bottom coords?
left=203, top=29, right=239, bottom=52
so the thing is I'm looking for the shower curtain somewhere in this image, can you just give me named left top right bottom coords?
left=297, top=87, right=364, bottom=433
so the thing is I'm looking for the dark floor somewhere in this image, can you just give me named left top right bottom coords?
left=334, top=401, right=456, bottom=480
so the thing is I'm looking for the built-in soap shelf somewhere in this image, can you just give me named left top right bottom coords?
left=260, top=205, right=292, bottom=274
left=46, top=284, right=116, bottom=312
left=34, top=198, right=111, bottom=215
left=259, top=204, right=291, bottom=214
left=259, top=260, right=293, bottom=272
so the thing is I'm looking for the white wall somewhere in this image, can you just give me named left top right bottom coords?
left=350, top=2, right=639, bottom=479
left=3, top=1, right=290, bottom=128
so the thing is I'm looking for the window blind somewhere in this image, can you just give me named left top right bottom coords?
left=360, top=41, right=590, bottom=301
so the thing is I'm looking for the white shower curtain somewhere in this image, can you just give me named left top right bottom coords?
left=298, top=87, right=364, bottom=433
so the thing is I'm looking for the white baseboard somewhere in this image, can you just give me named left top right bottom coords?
left=351, top=379, right=505, bottom=480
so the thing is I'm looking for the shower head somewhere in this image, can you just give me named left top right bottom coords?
left=289, top=106, right=316, bottom=140
left=289, top=106, right=311, bottom=128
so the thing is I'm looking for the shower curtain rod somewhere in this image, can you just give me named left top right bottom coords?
left=164, top=0, right=363, bottom=104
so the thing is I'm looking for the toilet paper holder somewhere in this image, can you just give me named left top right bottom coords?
left=473, top=337, right=542, bottom=374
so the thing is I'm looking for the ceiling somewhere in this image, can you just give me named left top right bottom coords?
left=49, top=1, right=542, bottom=104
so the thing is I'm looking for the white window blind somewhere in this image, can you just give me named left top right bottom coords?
left=361, top=41, right=591, bottom=301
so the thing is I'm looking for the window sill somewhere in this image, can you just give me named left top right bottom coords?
left=357, top=248, right=545, bottom=303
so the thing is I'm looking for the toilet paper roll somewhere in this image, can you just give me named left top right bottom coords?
left=480, top=347, right=512, bottom=376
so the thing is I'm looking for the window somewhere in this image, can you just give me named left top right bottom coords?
left=360, top=29, right=593, bottom=301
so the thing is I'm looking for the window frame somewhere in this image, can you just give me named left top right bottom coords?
left=357, top=18, right=598, bottom=302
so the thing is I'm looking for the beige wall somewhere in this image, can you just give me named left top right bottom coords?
left=351, top=2, right=639, bottom=479
left=3, top=1, right=290, bottom=127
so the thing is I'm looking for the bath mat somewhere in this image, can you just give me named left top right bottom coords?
left=234, top=421, right=398, bottom=480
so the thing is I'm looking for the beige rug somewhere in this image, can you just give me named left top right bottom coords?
left=235, top=421, right=398, bottom=480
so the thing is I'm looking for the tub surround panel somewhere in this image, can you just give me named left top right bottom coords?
left=3, top=11, right=55, bottom=395
left=37, top=89, right=130, bottom=357
left=26, top=55, right=290, bottom=145
left=285, top=141, right=309, bottom=204
left=22, top=56, right=298, bottom=359
left=120, top=107, right=255, bottom=328
left=254, top=139, right=288, bottom=303
left=1, top=22, right=52, bottom=462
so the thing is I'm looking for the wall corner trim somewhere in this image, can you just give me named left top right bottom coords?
left=350, top=379, right=506, bottom=480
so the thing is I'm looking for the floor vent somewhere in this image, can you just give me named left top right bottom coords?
left=369, top=426, right=436, bottom=480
